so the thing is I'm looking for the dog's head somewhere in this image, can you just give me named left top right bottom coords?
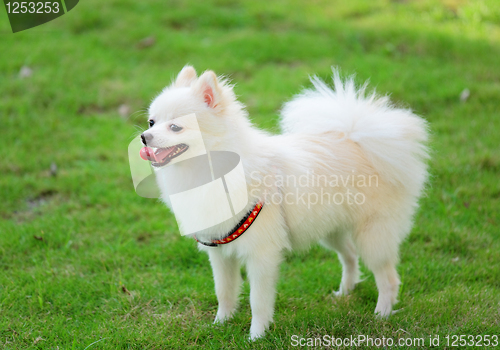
left=141, top=66, right=243, bottom=167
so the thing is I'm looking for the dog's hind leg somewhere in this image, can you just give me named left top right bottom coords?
left=320, top=231, right=360, bottom=296
left=209, top=250, right=242, bottom=324
left=355, top=219, right=402, bottom=317
left=372, top=262, right=400, bottom=317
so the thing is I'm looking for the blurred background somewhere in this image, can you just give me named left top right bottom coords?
left=1, top=0, right=499, bottom=348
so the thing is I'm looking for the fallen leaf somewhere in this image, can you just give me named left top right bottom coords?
left=34, top=337, right=45, bottom=344
left=121, top=285, right=131, bottom=295
left=460, top=88, right=470, bottom=102
left=137, top=36, right=156, bottom=49
left=118, top=104, right=131, bottom=119
left=50, top=162, right=58, bottom=177
left=7, top=328, right=19, bottom=336
left=19, top=66, right=33, bottom=78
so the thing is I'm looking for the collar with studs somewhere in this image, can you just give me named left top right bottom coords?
left=194, top=202, right=264, bottom=247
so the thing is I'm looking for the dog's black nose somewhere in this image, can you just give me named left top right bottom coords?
left=141, top=133, right=153, bottom=145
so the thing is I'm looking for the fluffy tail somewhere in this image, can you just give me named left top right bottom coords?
left=280, top=70, right=429, bottom=196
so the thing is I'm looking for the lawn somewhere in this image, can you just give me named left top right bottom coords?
left=1, top=0, right=499, bottom=349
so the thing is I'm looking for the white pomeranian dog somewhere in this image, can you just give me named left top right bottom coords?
left=139, top=66, right=429, bottom=340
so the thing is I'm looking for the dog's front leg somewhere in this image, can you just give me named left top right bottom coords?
left=208, top=249, right=242, bottom=324
left=246, top=247, right=283, bottom=340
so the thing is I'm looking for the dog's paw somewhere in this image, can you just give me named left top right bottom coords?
left=334, top=276, right=366, bottom=297
left=333, top=283, right=355, bottom=297
left=333, top=283, right=353, bottom=297
left=374, top=305, right=399, bottom=319
left=333, top=289, right=347, bottom=297
left=214, top=307, right=236, bottom=324
left=375, top=311, right=390, bottom=320
left=249, top=322, right=267, bottom=341
left=214, top=313, right=232, bottom=325
left=249, top=331, right=265, bottom=341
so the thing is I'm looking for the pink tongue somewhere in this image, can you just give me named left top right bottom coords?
left=140, top=146, right=176, bottom=163
left=140, top=147, right=156, bottom=161
left=155, top=147, right=176, bottom=162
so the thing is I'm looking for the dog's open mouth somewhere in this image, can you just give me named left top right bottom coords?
left=140, top=144, right=189, bottom=167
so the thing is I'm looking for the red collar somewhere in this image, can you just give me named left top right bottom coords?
left=194, top=202, right=263, bottom=247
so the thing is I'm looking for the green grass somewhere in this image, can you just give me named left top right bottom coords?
left=1, top=0, right=499, bottom=348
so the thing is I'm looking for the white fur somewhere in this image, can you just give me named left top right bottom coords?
left=144, top=66, right=429, bottom=340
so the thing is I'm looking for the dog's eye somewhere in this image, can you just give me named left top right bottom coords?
left=149, top=120, right=155, bottom=128
left=170, top=124, right=183, bottom=132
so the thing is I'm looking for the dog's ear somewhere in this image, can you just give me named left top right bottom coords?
left=193, top=71, right=221, bottom=108
left=175, top=66, right=197, bottom=87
